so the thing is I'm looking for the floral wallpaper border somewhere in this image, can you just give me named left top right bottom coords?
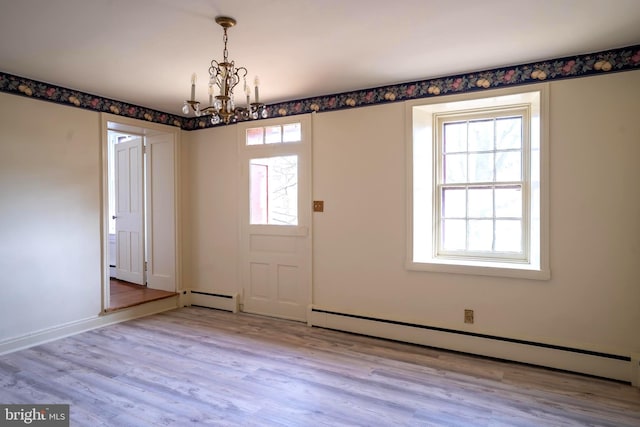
left=1, top=44, right=639, bottom=131
left=0, top=74, right=190, bottom=129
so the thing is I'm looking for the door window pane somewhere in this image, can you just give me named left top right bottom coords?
left=246, top=128, right=264, bottom=145
left=282, top=123, right=302, bottom=142
left=265, top=126, right=282, bottom=144
left=249, top=163, right=268, bottom=224
left=250, top=155, right=298, bottom=225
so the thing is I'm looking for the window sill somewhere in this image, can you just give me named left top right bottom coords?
left=407, top=258, right=550, bottom=280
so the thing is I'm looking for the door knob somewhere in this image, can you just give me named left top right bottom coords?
left=112, top=215, right=117, bottom=219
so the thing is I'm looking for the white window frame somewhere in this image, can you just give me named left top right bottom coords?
left=435, top=106, right=530, bottom=261
left=406, top=85, right=550, bottom=280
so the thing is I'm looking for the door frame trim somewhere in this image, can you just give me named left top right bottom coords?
left=100, top=113, right=181, bottom=313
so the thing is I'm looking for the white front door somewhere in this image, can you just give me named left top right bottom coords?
left=114, top=137, right=144, bottom=285
left=238, top=115, right=312, bottom=321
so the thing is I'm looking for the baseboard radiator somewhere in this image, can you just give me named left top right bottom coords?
left=189, top=291, right=238, bottom=313
left=308, top=307, right=639, bottom=386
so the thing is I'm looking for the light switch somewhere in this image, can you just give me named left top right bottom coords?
left=313, top=200, right=324, bottom=212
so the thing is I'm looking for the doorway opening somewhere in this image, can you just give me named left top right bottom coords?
left=107, top=130, right=175, bottom=310
left=103, top=117, right=179, bottom=312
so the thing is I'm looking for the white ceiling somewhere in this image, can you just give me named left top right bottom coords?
left=1, top=0, right=639, bottom=116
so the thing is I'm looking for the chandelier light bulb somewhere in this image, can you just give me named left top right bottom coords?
left=190, top=73, right=197, bottom=101
left=182, top=102, right=189, bottom=115
left=254, top=76, right=260, bottom=104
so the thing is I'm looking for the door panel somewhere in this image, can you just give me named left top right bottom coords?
left=245, top=228, right=307, bottom=319
left=276, top=264, right=298, bottom=302
left=249, top=262, right=270, bottom=299
left=114, top=137, right=144, bottom=285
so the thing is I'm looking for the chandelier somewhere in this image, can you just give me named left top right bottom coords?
left=182, top=16, right=267, bottom=125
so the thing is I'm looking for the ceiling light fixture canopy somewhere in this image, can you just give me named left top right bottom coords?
left=182, top=16, right=267, bottom=125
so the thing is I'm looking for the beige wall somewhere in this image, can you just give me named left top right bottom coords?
left=0, top=92, right=102, bottom=342
left=181, top=125, right=239, bottom=295
left=1, top=69, right=638, bottom=365
left=182, top=70, right=640, bottom=357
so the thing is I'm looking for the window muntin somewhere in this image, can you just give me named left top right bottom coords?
left=435, top=109, right=529, bottom=261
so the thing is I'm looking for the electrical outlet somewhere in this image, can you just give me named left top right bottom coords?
left=464, top=309, right=474, bottom=324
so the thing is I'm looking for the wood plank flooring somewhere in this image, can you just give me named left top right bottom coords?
left=108, top=278, right=177, bottom=311
left=1, top=307, right=639, bottom=426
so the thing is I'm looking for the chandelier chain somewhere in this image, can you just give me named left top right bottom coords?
left=222, top=28, right=229, bottom=63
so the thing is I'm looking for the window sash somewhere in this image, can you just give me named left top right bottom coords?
left=437, top=183, right=526, bottom=260
left=434, top=107, right=531, bottom=263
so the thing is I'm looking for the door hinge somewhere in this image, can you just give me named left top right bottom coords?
left=144, top=261, right=148, bottom=271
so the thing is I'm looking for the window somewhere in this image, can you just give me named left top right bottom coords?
left=245, top=121, right=302, bottom=226
left=246, top=122, right=301, bottom=145
left=408, top=87, right=549, bottom=279
left=250, top=155, right=298, bottom=225
left=437, top=108, right=528, bottom=260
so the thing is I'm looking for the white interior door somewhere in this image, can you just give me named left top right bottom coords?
left=114, top=137, right=144, bottom=285
left=145, top=133, right=176, bottom=292
left=238, top=116, right=312, bottom=321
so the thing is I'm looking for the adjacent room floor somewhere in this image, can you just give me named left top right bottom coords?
left=107, top=278, right=176, bottom=311
left=1, top=307, right=639, bottom=426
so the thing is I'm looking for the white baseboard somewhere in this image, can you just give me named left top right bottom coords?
left=0, top=296, right=179, bottom=356
left=190, top=290, right=238, bottom=313
left=309, top=306, right=634, bottom=385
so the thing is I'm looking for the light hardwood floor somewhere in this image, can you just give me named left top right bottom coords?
left=1, top=307, right=639, bottom=426
left=108, top=278, right=177, bottom=311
